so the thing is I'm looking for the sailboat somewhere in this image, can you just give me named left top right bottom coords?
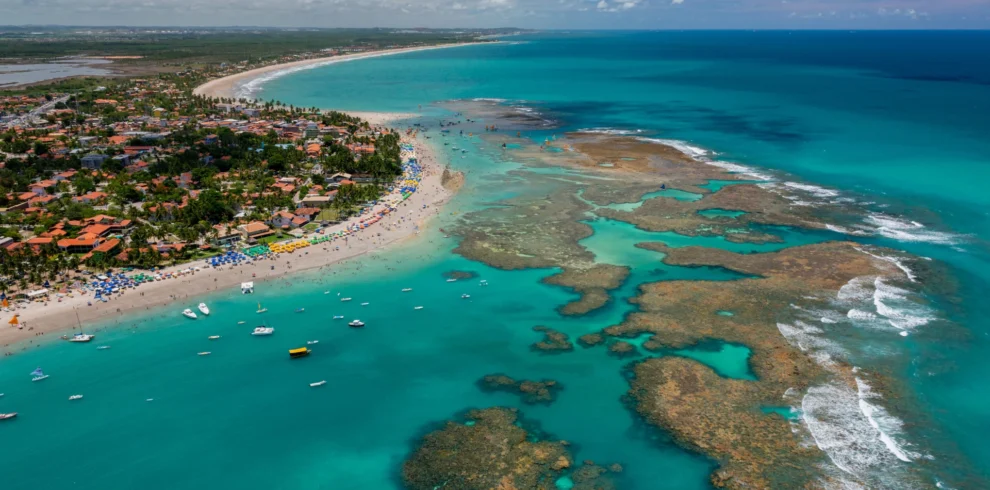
left=68, top=310, right=94, bottom=342
left=31, top=367, right=49, bottom=382
left=256, top=303, right=268, bottom=314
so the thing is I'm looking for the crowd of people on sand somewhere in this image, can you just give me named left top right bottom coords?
left=2, top=135, right=454, bottom=355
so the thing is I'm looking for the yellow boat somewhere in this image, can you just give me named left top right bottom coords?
left=289, top=347, right=310, bottom=359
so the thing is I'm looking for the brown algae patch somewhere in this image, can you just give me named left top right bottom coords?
left=402, top=407, right=572, bottom=490
left=477, top=374, right=563, bottom=405
left=543, top=264, right=630, bottom=316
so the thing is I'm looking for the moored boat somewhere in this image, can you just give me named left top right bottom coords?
left=251, top=326, right=274, bottom=336
left=348, top=319, right=365, bottom=328
left=256, top=303, right=267, bottom=314
left=30, top=368, right=48, bottom=382
left=307, top=340, right=319, bottom=345
left=340, top=297, right=352, bottom=302
left=401, top=288, right=413, bottom=292
left=198, top=352, right=211, bottom=356
left=414, top=306, right=424, bottom=310
left=69, top=395, right=83, bottom=401
left=0, top=413, right=16, bottom=421
left=461, top=294, right=471, bottom=299
left=309, top=380, right=326, bottom=387
left=332, top=315, right=344, bottom=320
left=289, top=347, right=310, bottom=359
left=208, top=335, right=221, bottom=340
left=68, top=333, right=95, bottom=342
left=182, top=309, right=197, bottom=320
left=96, top=345, right=111, bottom=350
left=198, top=303, right=210, bottom=316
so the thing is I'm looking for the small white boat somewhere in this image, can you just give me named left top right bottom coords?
left=340, top=297, right=352, bottom=302
left=237, top=321, right=246, bottom=325
left=198, top=351, right=211, bottom=356
left=30, top=368, right=48, bottom=382
left=307, top=340, right=319, bottom=345
left=446, top=278, right=457, bottom=283
left=348, top=319, right=365, bottom=328
left=360, top=302, right=369, bottom=306
left=251, top=327, right=274, bottom=336
left=401, top=288, right=413, bottom=292
left=414, top=306, right=424, bottom=310
left=461, top=294, right=471, bottom=299
left=480, top=280, right=488, bottom=286
left=208, top=335, right=221, bottom=340
left=96, top=345, right=111, bottom=350
left=333, top=315, right=344, bottom=320
left=69, top=395, right=83, bottom=401
left=324, top=291, right=331, bottom=295
left=295, top=308, right=305, bottom=313
left=68, top=333, right=95, bottom=343
left=198, top=303, right=210, bottom=316
left=146, top=398, right=154, bottom=402
left=0, top=413, right=16, bottom=420
left=256, top=303, right=267, bottom=314
left=310, top=380, right=327, bottom=387
left=182, top=309, right=198, bottom=320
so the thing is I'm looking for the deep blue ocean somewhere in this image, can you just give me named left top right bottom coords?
left=2, top=32, right=989, bottom=489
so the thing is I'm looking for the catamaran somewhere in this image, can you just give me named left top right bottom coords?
left=198, top=303, right=210, bottom=316
left=251, top=326, right=274, bottom=336
left=182, top=309, right=198, bottom=320
left=256, top=303, right=267, bottom=314
left=68, top=333, right=95, bottom=342
left=31, top=367, right=48, bottom=382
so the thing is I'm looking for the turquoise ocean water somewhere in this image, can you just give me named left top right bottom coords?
left=2, top=32, right=990, bottom=488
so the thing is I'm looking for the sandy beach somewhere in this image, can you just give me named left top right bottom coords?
left=192, top=42, right=486, bottom=103
left=1, top=130, right=454, bottom=353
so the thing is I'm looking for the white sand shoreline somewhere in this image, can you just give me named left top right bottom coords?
left=193, top=42, right=489, bottom=103
left=2, top=134, right=454, bottom=354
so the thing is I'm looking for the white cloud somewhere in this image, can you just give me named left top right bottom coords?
left=671, top=0, right=683, bottom=4
left=596, top=0, right=608, bottom=9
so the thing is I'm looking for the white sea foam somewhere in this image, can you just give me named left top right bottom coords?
left=802, top=379, right=919, bottom=487
left=783, top=182, right=840, bottom=198
left=703, top=160, right=775, bottom=181
left=837, top=276, right=874, bottom=302
left=855, top=377, right=916, bottom=463
left=873, top=277, right=933, bottom=330
left=847, top=309, right=878, bottom=321
left=471, top=97, right=507, bottom=102
left=856, top=247, right=917, bottom=282
left=635, top=137, right=710, bottom=158
left=864, top=213, right=960, bottom=245
left=578, top=127, right=645, bottom=135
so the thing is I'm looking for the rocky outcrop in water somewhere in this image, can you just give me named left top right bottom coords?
left=531, top=326, right=574, bottom=353
left=402, top=407, right=571, bottom=490
left=477, top=374, right=562, bottom=405
left=578, top=333, right=606, bottom=348
left=543, top=264, right=630, bottom=316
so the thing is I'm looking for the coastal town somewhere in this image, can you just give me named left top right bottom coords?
left=0, top=46, right=454, bottom=343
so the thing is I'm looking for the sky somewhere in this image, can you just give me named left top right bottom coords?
left=3, top=0, right=989, bottom=29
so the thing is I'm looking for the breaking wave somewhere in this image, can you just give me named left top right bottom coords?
left=865, top=213, right=961, bottom=245
left=578, top=127, right=646, bottom=135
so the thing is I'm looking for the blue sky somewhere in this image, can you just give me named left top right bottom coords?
left=3, top=0, right=988, bottom=28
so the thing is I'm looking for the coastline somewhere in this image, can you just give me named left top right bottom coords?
left=192, top=42, right=489, bottom=103
left=2, top=134, right=454, bottom=353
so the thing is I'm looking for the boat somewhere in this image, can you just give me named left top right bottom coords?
left=0, top=413, right=16, bottom=421
left=198, top=351, right=211, bottom=356
left=307, top=340, right=319, bottom=345
left=461, top=294, right=471, bottom=299
left=237, top=321, right=246, bottom=325
left=182, top=309, right=197, bottom=320
left=96, top=345, right=111, bottom=350
left=241, top=282, right=254, bottom=294
left=480, top=280, right=488, bottom=286
left=309, top=380, right=327, bottom=387
left=198, top=303, right=210, bottom=316
left=69, top=395, right=83, bottom=401
left=360, top=302, right=369, bottom=306
left=332, top=315, right=344, bottom=320
left=414, top=306, right=424, bottom=310
left=348, top=319, right=365, bottom=328
left=30, top=368, right=48, bottom=382
left=289, top=347, right=310, bottom=359
left=251, top=326, right=274, bottom=336
left=295, top=308, right=305, bottom=313
left=208, top=335, right=221, bottom=340
left=324, top=291, right=330, bottom=295
left=256, top=303, right=267, bottom=314
left=340, top=297, right=352, bottom=302
left=68, top=333, right=95, bottom=343
left=401, top=288, right=413, bottom=292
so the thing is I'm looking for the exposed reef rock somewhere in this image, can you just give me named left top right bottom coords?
left=628, top=358, right=822, bottom=489
left=543, top=264, right=630, bottom=316
left=477, top=374, right=562, bottom=405
left=607, top=340, right=639, bottom=359
left=441, top=167, right=466, bottom=192
left=443, top=270, right=478, bottom=280
left=578, top=333, right=606, bottom=348
left=531, top=326, right=574, bottom=353
left=402, top=407, right=571, bottom=490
